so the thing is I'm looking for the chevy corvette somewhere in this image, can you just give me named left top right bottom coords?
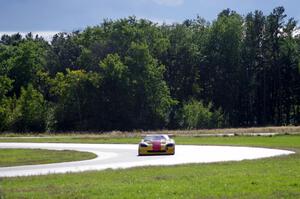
left=138, top=134, right=175, bottom=155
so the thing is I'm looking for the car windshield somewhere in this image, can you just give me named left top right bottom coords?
left=144, top=135, right=168, bottom=141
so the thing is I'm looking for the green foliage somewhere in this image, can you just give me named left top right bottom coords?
left=100, top=54, right=127, bottom=80
left=0, top=7, right=300, bottom=132
left=7, top=40, right=47, bottom=96
left=0, top=76, right=12, bottom=98
left=0, top=76, right=13, bottom=130
left=10, top=84, right=47, bottom=132
left=180, top=100, right=224, bottom=129
left=51, top=69, right=102, bottom=130
left=51, top=32, right=82, bottom=72
left=202, top=9, right=243, bottom=126
left=97, top=45, right=175, bottom=130
left=0, top=45, right=14, bottom=75
left=98, top=54, right=132, bottom=130
left=161, top=23, right=204, bottom=102
left=125, top=42, right=175, bottom=128
left=0, top=33, right=22, bottom=46
left=0, top=98, right=13, bottom=131
left=210, top=108, right=225, bottom=128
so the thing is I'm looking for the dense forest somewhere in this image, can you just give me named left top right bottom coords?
left=0, top=7, right=300, bottom=132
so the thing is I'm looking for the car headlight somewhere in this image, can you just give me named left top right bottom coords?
left=166, top=143, right=174, bottom=147
left=139, top=143, right=148, bottom=147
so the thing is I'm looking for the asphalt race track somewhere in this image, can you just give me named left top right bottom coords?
left=0, top=143, right=294, bottom=177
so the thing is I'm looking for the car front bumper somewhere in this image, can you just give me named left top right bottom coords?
left=138, top=145, right=175, bottom=155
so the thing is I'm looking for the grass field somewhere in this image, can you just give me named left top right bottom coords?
left=0, top=135, right=300, bottom=198
left=1, top=125, right=300, bottom=138
left=0, top=149, right=96, bottom=167
left=1, top=134, right=300, bottom=149
left=0, top=136, right=141, bottom=144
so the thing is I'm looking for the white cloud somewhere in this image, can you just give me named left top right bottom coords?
left=293, top=29, right=300, bottom=37
left=0, top=31, right=60, bottom=42
left=151, top=0, right=184, bottom=6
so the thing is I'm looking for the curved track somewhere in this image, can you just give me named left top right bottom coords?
left=0, top=142, right=294, bottom=177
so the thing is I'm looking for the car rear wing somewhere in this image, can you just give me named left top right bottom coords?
left=140, top=134, right=175, bottom=138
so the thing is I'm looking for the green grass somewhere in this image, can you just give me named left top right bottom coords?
left=0, top=136, right=140, bottom=144
left=0, top=135, right=300, bottom=198
left=0, top=149, right=96, bottom=167
left=177, top=135, right=300, bottom=149
left=1, top=134, right=300, bottom=149
left=1, top=126, right=300, bottom=137
left=2, top=155, right=299, bottom=198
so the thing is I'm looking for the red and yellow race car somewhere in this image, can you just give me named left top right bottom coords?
left=138, top=134, right=175, bottom=155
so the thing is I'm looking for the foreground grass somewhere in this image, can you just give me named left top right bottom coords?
left=0, top=135, right=300, bottom=198
left=0, top=149, right=97, bottom=167
left=2, top=155, right=300, bottom=198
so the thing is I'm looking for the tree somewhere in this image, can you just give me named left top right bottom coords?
left=241, top=10, right=266, bottom=125
left=202, top=9, right=243, bottom=126
left=50, top=69, right=101, bottom=130
left=0, top=45, right=14, bottom=76
left=125, top=42, right=175, bottom=129
left=98, top=54, right=132, bottom=130
left=1, top=8, right=300, bottom=132
left=159, top=20, right=209, bottom=128
left=0, top=76, right=13, bottom=131
left=51, top=32, right=82, bottom=72
left=7, top=40, right=47, bottom=96
left=161, top=23, right=204, bottom=102
left=76, top=17, right=169, bottom=72
left=262, top=6, right=287, bottom=125
left=0, top=33, right=22, bottom=46
left=278, top=18, right=300, bottom=124
left=10, top=84, right=47, bottom=132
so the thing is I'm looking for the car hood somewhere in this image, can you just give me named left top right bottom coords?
left=143, top=140, right=168, bottom=144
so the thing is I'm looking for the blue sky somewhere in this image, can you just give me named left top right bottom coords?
left=1, top=0, right=300, bottom=32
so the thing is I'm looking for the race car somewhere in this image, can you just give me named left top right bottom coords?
left=138, top=134, right=175, bottom=155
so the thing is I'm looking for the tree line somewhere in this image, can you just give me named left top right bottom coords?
left=0, top=7, right=299, bottom=132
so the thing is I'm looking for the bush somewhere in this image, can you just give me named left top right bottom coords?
left=180, top=99, right=224, bottom=129
left=0, top=76, right=13, bottom=131
left=10, top=84, right=47, bottom=132
left=0, top=99, right=12, bottom=131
